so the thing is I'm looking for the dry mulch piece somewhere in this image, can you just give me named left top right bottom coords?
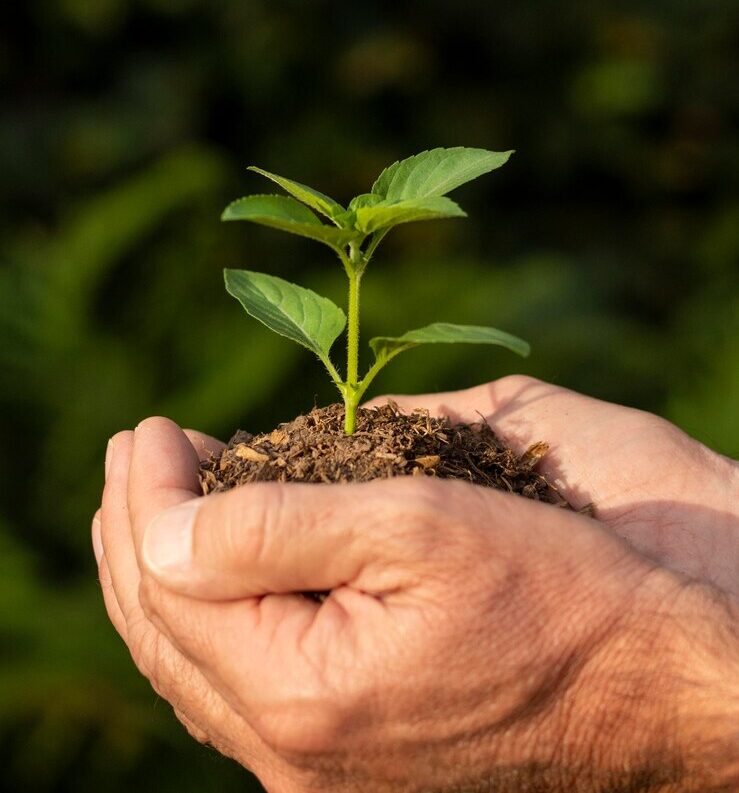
left=199, top=402, right=568, bottom=507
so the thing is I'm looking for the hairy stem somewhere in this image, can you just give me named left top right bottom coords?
left=344, top=243, right=363, bottom=434
left=346, top=273, right=361, bottom=388
left=363, top=228, right=389, bottom=263
left=354, top=355, right=389, bottom=402
left=343, top=391, right=360, bottom=435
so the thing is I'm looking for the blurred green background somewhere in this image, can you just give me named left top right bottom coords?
left=1, top=0, right=737, bottom=790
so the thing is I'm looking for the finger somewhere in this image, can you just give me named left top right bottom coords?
left=363, top=390, right=467, bottom=418
left=129, top=605, right=264, bottom=769
left=99, top=561, right=128, bottom=641
left=183, top=429, right=226, bottom=462
left=128, top=417, right=202, bottom=562
left=100, top=431, right=143, bottom=624
left=128, top=420, right=331, bottom=759
left=94, top=504, right=126, bottom=638
left=92, top=509, right=103, bottom=566
left=139, top=471, right=430, bottom=600
left=100, top=426, right=270, bottom=765
left=98, top=553, right=129, bottom=641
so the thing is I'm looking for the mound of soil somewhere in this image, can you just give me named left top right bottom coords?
left=199, top=402, right=568, bottom=507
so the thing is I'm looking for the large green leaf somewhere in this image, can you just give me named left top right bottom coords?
left=371, top=147, right=513, bottom=201
left=247, top=166, right=345, bottom=222
left=224, top=269, right=346, bottom=373
left=222, top=194, right=357, bottom=249
left=370, top=322, right=530, bottom=367
left=354, top=196, right=466, bottom=233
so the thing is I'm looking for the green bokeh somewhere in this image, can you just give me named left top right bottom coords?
left=0, top=1, right=737, bottom=790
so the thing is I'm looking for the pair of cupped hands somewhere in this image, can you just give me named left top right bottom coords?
left=92, top=376, right=739, bottom=793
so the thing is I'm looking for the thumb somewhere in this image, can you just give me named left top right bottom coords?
left=141, top=478, right=400, bottom=600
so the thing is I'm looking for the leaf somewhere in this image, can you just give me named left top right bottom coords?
left=247, top=166, right=345, bottom=222
left=354, top=196, right=466, bottom=234
left=331, top=194, right=383, bottom=230
left=222, top=195, right=358, bottom=249
left=224, top=269, right=346, bottom=372
left=372, top=147, right=513, bottom=201
left=348, top=193, right=383, bottom=211
left=370, top=322, right=530, bottom=367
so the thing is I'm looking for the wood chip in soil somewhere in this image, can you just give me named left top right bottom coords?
left=199, top=402, right=568, bottom=508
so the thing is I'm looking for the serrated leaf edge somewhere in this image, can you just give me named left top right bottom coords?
left=220, top=194, right=323, bottom=224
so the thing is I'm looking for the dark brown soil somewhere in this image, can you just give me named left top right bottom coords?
left=199, top=402, right=568, bottom=507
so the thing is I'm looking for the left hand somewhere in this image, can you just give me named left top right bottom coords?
left=366, top=375, right=739, bottom=597
left=93, top=414, right=738, bottom=792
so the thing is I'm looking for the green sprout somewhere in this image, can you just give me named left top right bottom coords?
left=222, top=146, right=530, bottom=435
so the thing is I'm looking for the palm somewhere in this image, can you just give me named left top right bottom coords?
left=370, top=375, right=739, bottom=596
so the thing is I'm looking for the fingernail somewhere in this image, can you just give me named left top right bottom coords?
left=105, top=438, right=114, bottom=480
left=92, top=514, right=103, bottom=565
left=142, top=500, right=200, bottom=576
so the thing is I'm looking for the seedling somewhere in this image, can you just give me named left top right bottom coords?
left=222, top=147, right=529, bottom=434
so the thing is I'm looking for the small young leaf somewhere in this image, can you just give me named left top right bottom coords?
left=372, top=147, right=513, bottom=201
left=222, top=195, right=358, bottom=249
left=348, top=193, right=384, bottom=211
left=354, top=196, right=466, bottom=234
left=224, top=269, right=346, bottom=373
left=370, top=322, right=530, bottom=367
left=247, top=166, right=345, bottom=222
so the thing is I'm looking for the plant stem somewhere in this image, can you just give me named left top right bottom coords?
left=344, top=243, right=363, bottom=434
left=363, top=228, right=389, bottom=263
left=346, top=272, right=360, bottom=387
left=343, top=391, right=359, bottom=434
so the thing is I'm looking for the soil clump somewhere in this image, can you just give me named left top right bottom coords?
left=199, top=402, right=567, bottom=507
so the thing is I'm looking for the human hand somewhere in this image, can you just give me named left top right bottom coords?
left=367, top=374, right=739, bottom=597
left=93, top=393, right=739, bottom=792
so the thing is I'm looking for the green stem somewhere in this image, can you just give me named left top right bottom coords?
left=323, top=357, right=343, bottom=388
left=354, top=355, right=388, bottom=402
left=344, top=243, right=363, bottom=434
left=344, top=391, right=359, bottom=434
left=346, top=273, right=360, bottom=387
left=363, top=228, right=389, bottom=264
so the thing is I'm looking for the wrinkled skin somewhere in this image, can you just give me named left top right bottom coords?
left=93, top=376, right=739, bottom=792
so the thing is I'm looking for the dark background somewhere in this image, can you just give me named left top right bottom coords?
left=0, top=1, right=737, bottom=790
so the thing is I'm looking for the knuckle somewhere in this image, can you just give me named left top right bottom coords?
left=213, top=483, right=288, bottom=566
left=98, top=563, right=114, bottom=592
left=127, top=619, right=165, bottom=691
left=399, top=476, right=449, bottom=519
left=377, top=479, right=499, bottom=587
left=110, top=429, right=134, bottom=446
left=381, top=478, right=457, bottom=556
left=494, top=373, right=541, bottom=392
left=138, top=576, right=162, bottom=620
left=255, top=697, right=353, bottom=758
left=129, top=619, right=190, bottom=701
left=174, top=709, right=211, bottom=745
left=134, top=416, right=175, bottom=434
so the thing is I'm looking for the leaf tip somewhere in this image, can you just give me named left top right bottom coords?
left=220, top=199, right=241, bottom=221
